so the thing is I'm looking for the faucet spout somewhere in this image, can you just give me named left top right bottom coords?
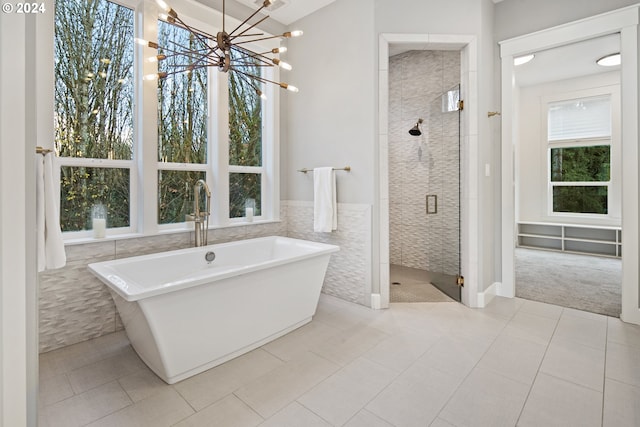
left=193, top=179, right=211, bottom=247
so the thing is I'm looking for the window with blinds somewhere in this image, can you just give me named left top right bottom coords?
left=548, top=95, right=611, bottom=141
left=547, top=95, right=611, bottom=215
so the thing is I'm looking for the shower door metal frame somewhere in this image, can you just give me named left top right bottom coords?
left=429, top=84, right=462, bottom=302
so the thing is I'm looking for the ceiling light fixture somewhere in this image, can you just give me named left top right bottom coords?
left=137, top=0, right=302, bottom=99
left=596, top=53, right=621, bottom=67
left=514, top=54, right=535, bottom=66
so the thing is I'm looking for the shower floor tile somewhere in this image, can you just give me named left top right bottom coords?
left=390, top=264, right=455, bottom=302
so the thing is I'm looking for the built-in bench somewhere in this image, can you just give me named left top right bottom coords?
left=517, top=221, right=622, bottom=258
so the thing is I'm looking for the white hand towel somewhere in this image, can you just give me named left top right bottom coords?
left=313, top=167, right=337, bottom=232
left=36, top=152, right=66, bottom=272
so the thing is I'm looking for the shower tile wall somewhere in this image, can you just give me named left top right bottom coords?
left=38, top=217, right=288, bottom=353
left=389, top=50, right=460, bottom=273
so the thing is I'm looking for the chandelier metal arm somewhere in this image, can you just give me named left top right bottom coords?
left=152, top=0, right=300, bottom=95
left=232, top=67, right=290, bottom=90
left=227, top=3, right=268, bottom=38
left=229, top=15, right=270, bottom=42
left=233, top=69, right=263, bottom=94
left=229, top=45, right=272, bottom=67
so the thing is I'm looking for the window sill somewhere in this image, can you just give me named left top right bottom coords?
left=62, top=219, right=283, bottom=246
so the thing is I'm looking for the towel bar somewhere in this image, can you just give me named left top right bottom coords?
left=36, top=146, right=53, bottom=155
left=297, top=166, right=351, bottom=173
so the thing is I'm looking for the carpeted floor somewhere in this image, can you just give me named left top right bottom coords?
left=390, top=264, right=455, bottom=303
left=515, top=247, right=622, bottom=317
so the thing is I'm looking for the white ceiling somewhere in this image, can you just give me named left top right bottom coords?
left=514, top=33, right=620, bottom=87
left=233, top=0, right=509, bottom=27
left=230, top=0, right=619, bottom=88
left=234, top=0, right=338, bottom=25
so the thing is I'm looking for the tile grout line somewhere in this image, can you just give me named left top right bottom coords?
left=431, top=303, right=521, bottom=426
left=601, top=317, right=609, bottom=427
left=513, top=305, right=564, bottom=426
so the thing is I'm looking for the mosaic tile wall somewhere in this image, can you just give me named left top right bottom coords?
left=388, top=50, right=461, bottom=274
left=38, top=217, right=288, bottom=353
left=285, top=201, right=372, bottom=307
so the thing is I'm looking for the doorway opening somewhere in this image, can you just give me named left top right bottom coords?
left=387, top=49, right=462, bottom=303
left=378, top=33, right=478, bottom=309
left=499, top=5, right=640, bottom=324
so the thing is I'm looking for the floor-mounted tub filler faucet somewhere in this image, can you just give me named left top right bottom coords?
left=193, top=179, right=211, bottom=247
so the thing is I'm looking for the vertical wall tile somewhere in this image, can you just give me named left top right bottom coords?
left=389, top=49, right=461, bottom=272
left=285, top=201, right=372, bottom=307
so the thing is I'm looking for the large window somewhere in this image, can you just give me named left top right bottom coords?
left=54, top=0, right=134, bottom=233
left=229, top=52, right=264, bottom=219
left=547, top=96, right=611, bottom=215
left=54, top=0, right=279, bottom=238
left=157, top=20, right=209, bottom=225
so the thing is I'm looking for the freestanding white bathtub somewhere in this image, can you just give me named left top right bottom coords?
left=88, top=236, right=339, bottom=384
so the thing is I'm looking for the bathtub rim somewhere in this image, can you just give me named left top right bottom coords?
left=88, top=235, right=339, bottom=302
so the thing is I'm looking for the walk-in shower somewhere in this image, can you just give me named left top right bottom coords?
left=388, top=49, right=462, bottom=303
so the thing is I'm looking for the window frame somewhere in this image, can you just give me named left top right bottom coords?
left=54, top=0, right=138, bottom=240
left=543, top=86, right=620, bottom=222
left=227, top=40, right=277, bottom=224
left=547, top=138, right=611, bottom=216
left=56, top=0, right=281, bottom=241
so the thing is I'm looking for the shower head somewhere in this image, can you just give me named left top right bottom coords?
left=409, top=118, right=423, bottom=136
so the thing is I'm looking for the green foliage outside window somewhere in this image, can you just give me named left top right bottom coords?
left=55, top=0, right=134, bottom=231
left=157, top=21, right=208, bottom=164
left=553, top=186, right=608, bottom=214
left=551, top=145, right=610, bottom=182
left=157, top=21, right=209, bottom=224
left=550, top=145, right=610, bottom=214
left=158, top=170, right=206, bottom=224
left=229, top=51, right=263, bottom=218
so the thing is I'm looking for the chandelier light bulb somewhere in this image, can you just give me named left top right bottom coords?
left=272, top=59, right=292, bottom=70
left=156, top=0, right=170, bottom=12
left=272, top=47, right=287, bottom=54
left=283, top=30, right=303, bottom=38
left=256, top=89, right=267, bottom=100
left=135, top=38, right=159, bottom=49
left=143, top=73, right=160, bottom=81
left=286, top=84, right=299, bottom=93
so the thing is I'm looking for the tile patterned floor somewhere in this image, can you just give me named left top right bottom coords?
left=390, top=264, right=455, bottom=303
left=38, top=295, right=640, bottom=427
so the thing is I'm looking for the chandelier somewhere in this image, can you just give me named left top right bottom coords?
left=136, top=0, right=302, bottom=99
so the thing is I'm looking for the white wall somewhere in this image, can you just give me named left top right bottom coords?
left=516, top=72, right=621, bottom=227
left=284, top=0, right=375, bottom=204
left=0, top=9, right=38, bottom=427
left=284, top=0, right=499, bottom=299
left=375, top=0, right=498, bottom=294
left=494, top=0, right=639, bottom=41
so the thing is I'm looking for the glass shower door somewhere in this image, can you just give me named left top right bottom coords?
left=428, top=84, right=462, bottom=302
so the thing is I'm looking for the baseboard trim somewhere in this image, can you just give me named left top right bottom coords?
left=371, top=293, right=382, bottom=310
left=477, top=282, right=499, bottom=307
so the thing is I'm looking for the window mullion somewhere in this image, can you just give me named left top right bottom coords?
left=214, top=70, right=230, bottom=224
left=138, top=0, right=160, bottom=235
